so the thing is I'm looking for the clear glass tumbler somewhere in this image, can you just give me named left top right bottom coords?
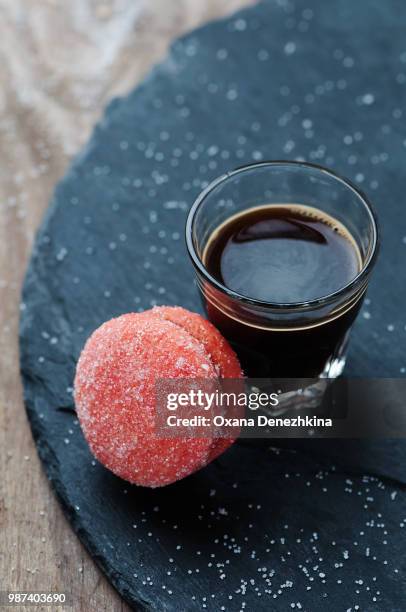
left=186, top=161, right=379, bottom=378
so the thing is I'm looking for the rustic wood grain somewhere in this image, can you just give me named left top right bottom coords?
left=0, top=1, right=255, bottom=610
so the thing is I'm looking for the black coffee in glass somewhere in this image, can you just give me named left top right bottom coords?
left=203, top=204, right=362, bottom=377
left=186, top=162, right=379, bottom=379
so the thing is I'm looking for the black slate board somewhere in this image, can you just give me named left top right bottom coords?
left=20, top=1, right=406, bottom=610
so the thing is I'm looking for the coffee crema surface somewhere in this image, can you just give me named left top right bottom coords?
left=203, top=204, right=361, bottom=304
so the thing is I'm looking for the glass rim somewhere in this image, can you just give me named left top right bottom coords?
left=185, top=160, right=380, bottom=310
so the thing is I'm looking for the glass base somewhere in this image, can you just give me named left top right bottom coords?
left=321, top=331, right=350, bottom=379
left=265, top=334, right=350, bottom=415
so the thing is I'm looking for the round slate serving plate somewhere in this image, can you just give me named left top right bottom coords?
left=20, top=1, right=406, bottom=610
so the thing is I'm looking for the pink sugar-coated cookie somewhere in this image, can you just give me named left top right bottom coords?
left=150, top=305, right=243, bottom=378
left=74, top=310, right=242, bottom=487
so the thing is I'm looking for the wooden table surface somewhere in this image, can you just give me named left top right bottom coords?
left=0, top=1, right=254, bottom=610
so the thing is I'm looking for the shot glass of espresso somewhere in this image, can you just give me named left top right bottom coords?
left=186, top=161, right=379, bottom=378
